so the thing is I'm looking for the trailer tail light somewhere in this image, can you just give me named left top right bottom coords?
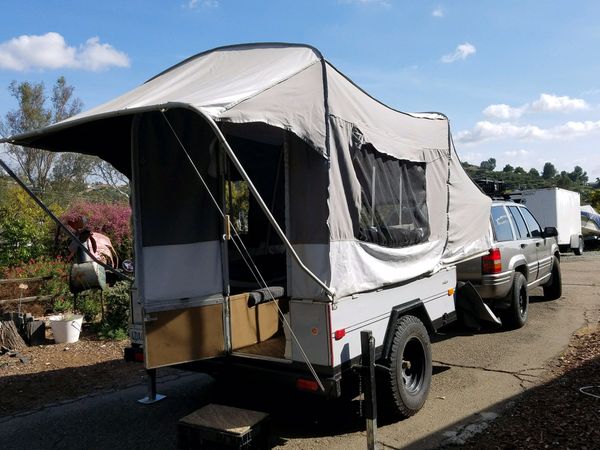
left=296, top=378, right=320, bottom=392
left=482, top=248, right=502, bottom=274
left=334, top=329, right=346, bottom=340
left=124, top=346, right=144, bottom=363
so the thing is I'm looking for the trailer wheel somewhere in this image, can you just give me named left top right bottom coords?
left=543, top=257, right=562, bottom=300
left=574, top=237, right=584, bottom=256
left=500, top=272, right=528, bottom=329
left=379, top=315, right=432, bottom=419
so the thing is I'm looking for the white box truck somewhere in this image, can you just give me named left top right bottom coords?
left=510, top=188, right=584, bottom=255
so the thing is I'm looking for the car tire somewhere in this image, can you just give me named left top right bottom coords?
left=543, top=256, right=562, bottom=300
left=378, top=315, right=432, bottom=419
left=500, top=272, right=528, bottom=329
left=574, top=237, right=584, bottom=256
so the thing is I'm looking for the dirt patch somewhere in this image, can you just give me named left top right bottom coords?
left=0, top=323, right=146, bottom=417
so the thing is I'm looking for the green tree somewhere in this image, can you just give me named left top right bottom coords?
left=529, top=168, right=540, bottom=177
left=503, top=164, right=514, bottom=173
left=568, top=165, right=588, bottom=184
left=480, top=158, right=497, bottom=171
left=0, top=77, right=83, bottom=193
left=542, top=162, right=557, bottom=179
left=514, top=166, right=525, bottom=174
left=589, top=190, right=600, bottom=211
left=556, top=171, right=573, bottom=189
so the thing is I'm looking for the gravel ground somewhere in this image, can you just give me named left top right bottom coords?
left=0, top=324, right=146, bottom=416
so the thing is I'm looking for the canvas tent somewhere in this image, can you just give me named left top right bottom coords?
left=2, top=43, right=492, bottom=304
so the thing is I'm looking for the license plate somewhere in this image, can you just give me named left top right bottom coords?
left=128, top=324, right=144, bottom=344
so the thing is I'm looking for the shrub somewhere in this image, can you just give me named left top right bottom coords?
left=60, top=201, right=132, bottom=260
left=3, top=256, right=73, bottom=313
left=97, top=281, right=130, bottom=340
left=76, top=290, right=103, bottom=322
left=0, top=186, right=63, bottom=267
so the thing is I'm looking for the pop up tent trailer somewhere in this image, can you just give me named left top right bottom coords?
left=2, top=43, right=492, bottom=413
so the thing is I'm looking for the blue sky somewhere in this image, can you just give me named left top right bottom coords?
left=0, top=0, right=599, bottom=179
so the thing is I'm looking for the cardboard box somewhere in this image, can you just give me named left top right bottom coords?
left=230, top=293, right=279, bottom=350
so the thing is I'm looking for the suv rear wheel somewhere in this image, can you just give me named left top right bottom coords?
left=500, top=272, right=528, bottom=329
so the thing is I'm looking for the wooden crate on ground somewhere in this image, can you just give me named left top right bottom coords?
left=178, top=404, right=270, bottom=450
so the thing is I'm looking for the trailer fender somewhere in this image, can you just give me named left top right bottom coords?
left=380, top=300, right=434, bottom=362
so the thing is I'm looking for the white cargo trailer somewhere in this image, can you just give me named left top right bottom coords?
left=510, top=188, right=583, bottom=255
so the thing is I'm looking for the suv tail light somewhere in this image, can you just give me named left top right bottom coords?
left=482, top=248, right=502, bottom=274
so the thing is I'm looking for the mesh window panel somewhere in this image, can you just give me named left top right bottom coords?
left=352, top=145, right=429, bottom=248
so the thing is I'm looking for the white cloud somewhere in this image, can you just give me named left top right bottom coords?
left=483, top=104, right=524, bottom=120
left=456, top=119, right=600, bottom=144
left=456, top=121, right=547, bottom=143
left=483, top=94, right=589, bottom=120
left=432, top=7, right=444, bottom=17
left=441, top=42, right=476, bottom=63
left=0, top=32, right=130, bottom=71
left=456, top=151, right=483, bottom=164
left=503, top=149, right=529, bottom=158
left=530, top=93, right=589, bottom=113
left=554, top=120, right=600, bottom=135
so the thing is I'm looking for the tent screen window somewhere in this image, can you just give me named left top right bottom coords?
left=352, top=145, right=429, bottom=248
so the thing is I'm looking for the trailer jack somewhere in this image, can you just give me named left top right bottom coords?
left=138, top=369, right=166, bottom=404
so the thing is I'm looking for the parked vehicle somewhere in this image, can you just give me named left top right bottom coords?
left=509, top=188, right=584, bottom=255
left=458, top=201, right=562, bottom=329
left=2, top=43, right=493, bottom=418
left=581, top=205, right=600, bottom=245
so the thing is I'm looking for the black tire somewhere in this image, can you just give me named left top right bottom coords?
left=500, top=272, right=528, bottom=329
left=574, top=237, right=584, bottom=256
left=543, top=257, right=562, bottom=300
left=379, top=315, right=432, bottom=419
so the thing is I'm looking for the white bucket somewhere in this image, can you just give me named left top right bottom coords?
left=49, top=314, right=84, bottom=344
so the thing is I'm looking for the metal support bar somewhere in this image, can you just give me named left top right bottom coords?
left=361, top=330, right=378, bottom=450
left=138, top=369, right=166, bottom=404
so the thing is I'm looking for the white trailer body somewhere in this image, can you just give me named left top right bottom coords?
left=515, top=188, right=583, bottom=253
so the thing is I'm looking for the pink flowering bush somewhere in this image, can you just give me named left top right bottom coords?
left=60, top=201, right=132, bottom=260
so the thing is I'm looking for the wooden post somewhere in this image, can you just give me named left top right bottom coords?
left=361, top=330, right=378, bottom=450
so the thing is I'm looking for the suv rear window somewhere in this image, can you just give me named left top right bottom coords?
left=507, top=206, right=529, bottom=239
left=491, top=206, right=514, bottom=242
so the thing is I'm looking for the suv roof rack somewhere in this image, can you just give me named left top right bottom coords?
left=474, top=178, right=507, bottom=197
